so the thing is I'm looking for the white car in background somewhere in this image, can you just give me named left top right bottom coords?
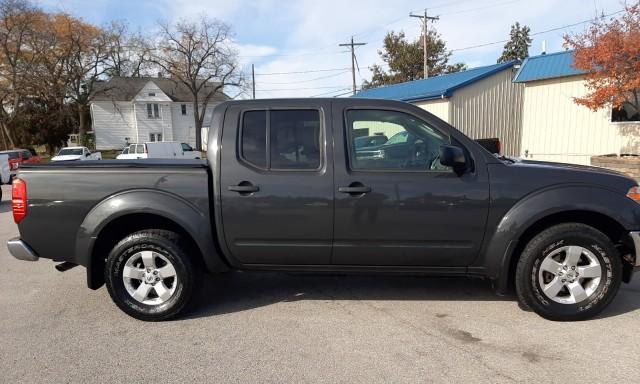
left=51, top=146, right=102, bottom=162
left=116, top=141, right=202, bottom=160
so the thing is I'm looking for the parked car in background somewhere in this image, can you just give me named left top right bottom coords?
left=51, top=146, right=102, bottom=162
left=0, top=149, right=42, bottom=178
left=116, top=142, right=202, bottom=160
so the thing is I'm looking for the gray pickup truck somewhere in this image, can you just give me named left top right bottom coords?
left=7, top=98, right=640, bottom=321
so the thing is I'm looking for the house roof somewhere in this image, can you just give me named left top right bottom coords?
left=354, top=60, right=518, bottom=102
left=92, top=77, right=229, bottom=102
left=513, top=50, right=587, bottom=83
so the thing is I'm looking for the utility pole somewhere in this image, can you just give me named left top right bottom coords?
left=251, top=64, right=256, bottom=99
left=339, top=36, right=366, bottom=95
left=410, top=9, right=439, bottom=79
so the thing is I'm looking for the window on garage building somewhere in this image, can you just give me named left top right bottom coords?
left=181, top=104, right=187, bottom=115
left=611, top=102, right=640, bottom=122
left=240, top=109, right=321, bottom=170
left=149, top=133, right=162, bottom=142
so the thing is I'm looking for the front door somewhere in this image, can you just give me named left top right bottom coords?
left=220, top=103, right=334, bottom=265
left=332, top=106, right=490, bottom=267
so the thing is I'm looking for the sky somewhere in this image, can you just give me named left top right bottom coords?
left=39, top=0, right=626, bottom=99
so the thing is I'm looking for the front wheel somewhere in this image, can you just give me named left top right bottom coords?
left=515, top=223, right=622, bottom=321
left=105, top=230, right=198, bottom=321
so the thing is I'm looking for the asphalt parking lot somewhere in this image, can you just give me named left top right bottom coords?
left=1, top=184, right=640, bottom=383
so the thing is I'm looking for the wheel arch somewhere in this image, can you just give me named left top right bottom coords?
left=499, top=210, right=629, bottom=294
left=76, top=189, right=228, bottom=289
left=483, top=185, right=639, bottom=294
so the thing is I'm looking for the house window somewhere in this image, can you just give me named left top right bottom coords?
left=240, top=109, right=322, bottom=170
left=149, top=133, right=162, bottom=142
left=181, top=104, right=187, bottom=115
left=147, top=103, right=160, bottom=118
left=148, top=92, right=156, bottom=97
left=612, top=102, right=640, bottom=122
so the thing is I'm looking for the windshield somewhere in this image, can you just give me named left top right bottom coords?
left=58, top=148, right=83, bottom=156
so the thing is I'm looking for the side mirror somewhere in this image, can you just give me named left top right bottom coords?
left=85, top=152, right=90, bottom=157
left=439, top=145, right=467, bottom=174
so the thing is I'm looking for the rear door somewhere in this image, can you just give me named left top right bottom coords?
left=219, top=101, right=334, bottom=265
left=332, top=103, right=490, bottom=267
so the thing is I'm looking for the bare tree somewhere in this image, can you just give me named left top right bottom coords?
left=154, top=17, right=242, bottom=150
left=104, top=21, right=154, bottom=78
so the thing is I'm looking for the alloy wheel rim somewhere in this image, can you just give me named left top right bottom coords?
left=538, top=245, right=602, bottom=305
left=122, top=250, right=178, bottom=305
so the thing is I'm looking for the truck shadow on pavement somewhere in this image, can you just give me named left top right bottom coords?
left=181, top=272, right=640, bottom=320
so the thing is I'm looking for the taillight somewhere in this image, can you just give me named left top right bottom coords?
left=12, top=178, right=27, bottom=224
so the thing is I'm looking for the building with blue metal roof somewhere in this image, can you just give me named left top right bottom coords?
left=356, top=60, right=519, bottom=102
left=515, top=50, right=637, bottom=165
left=354, top=60, right=524, bottom=156
left=513, top=50, right=586, bottom=83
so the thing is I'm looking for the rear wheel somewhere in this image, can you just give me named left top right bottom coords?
left=515, top=223, right=622, bottom=321
left=105, top=230, right=198, bottom=321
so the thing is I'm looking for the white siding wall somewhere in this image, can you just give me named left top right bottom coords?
left=449, top=68, right=524, bottom=156
left=134, top=102, right=173, bottom=143
left=135, top=81, right=172, bottom=103
left=171, top=103, right=217, bottom=147
left=171, top=103, right=193, bottom=144
left=92, top=101, right=135, bottom=150
left=520, top=76, right=640, bottom=165
left=414, top=99, right=450, bottom=122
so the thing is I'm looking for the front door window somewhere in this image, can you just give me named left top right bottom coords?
left=346, top=109, right=451, bottom=171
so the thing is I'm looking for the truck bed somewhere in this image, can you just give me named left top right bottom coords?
left=17, top=160, right=212, bottom=269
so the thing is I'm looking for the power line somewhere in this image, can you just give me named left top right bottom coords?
left=254, top=67, right=351, bottom=76
left=449, top=8, right=625, bottom=52
left=256, top=85, right=350, bottom=91
left=257, top=70, right=350, bottom=84
left=438, top=0, right=524, bottom=16
left=309, top=88, right=352, bottom=97
left=239, top=0, right=525, bottom=60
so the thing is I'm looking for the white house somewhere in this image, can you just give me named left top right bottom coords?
left=514, top=50, right=640, bottom=165
left=355, top=61, right=524, bottom=156
left=90, top=77, right=229, bottom=150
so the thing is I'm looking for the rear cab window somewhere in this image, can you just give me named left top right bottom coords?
left=240, top=109, right=322, bottom=171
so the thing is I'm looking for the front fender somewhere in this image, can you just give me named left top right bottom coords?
left=481, top=184, right=640, bottom=292
left=76, top=189, right=227, bottom=288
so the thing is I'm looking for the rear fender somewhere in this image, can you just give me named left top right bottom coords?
left=76, top=189, right=227, bottom=288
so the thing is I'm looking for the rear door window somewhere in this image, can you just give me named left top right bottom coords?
left=240, top=109, right=321, bottom=170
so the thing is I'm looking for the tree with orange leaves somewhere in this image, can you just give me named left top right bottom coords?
left=564, top=3, right=640, bottom=121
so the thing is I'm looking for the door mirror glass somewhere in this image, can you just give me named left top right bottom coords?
left=439, top=145, right=466, bottom=174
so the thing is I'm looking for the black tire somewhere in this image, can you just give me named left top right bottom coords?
left=105, top=229, right=199, bottom=321
left=516, top=223, right=622, bottom=321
